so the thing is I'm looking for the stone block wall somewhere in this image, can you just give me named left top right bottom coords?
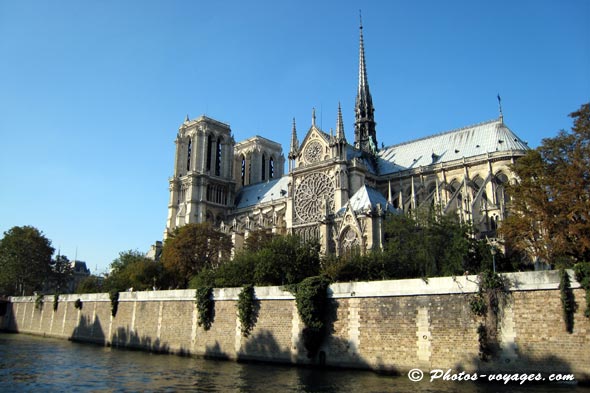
left=1, top=271, right=588, bottom=381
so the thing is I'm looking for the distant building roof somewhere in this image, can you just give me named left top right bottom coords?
left=71, top=260, right=90, bottom=275
left=377, top=118, right=528, bottom=174
left=235, top=176, right=290, bottom=209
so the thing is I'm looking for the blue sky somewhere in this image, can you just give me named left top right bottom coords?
left=1, top=0, right=588, bottom=275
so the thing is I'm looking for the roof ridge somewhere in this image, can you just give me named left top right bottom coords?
left=380, top=118, right=501, bottom=152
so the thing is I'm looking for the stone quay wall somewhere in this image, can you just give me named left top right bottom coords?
left=1, top=271, right=588, bottom=381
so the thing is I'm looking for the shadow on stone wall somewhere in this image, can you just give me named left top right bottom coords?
left=204, top=341, right=230, bottom=360
left=71, top=314, right=106, bottom=345
left=237, top=330, right=292, bottom=363
left=111, top=325, right=170, bottom=354
left=0, top=302, right=18, bottom=332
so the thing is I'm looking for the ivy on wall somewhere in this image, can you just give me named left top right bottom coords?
left=288, top=275, right=331, bottom=359
left=109, top=290, right=119, bottom=317
left=237, top=284, right=257, bottom=337
left=469, top=270, right=510, bottom=361
left=574, top=262, right=590, bottom=318
left=559, top=269, right=576, bottom=333
left=53, top=293, right=59, bottom=312
left=196, top=286, right=214, bottom=330
left=35, top=294, right=44, bottom=310
left=74, top=298, right=83, bottom=310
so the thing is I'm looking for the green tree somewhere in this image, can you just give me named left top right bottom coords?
left=501, top=103, right=590, bottom=265
left=323, top=208, right=493, bottom=283
left=50, top=254, right=73, bottom=294
left=75, top=275, right=103, bottom=294
left=161, top=223, right=232, bottom=288
left=104, top=250, right=162, bottom=292
left=0, top=226, right=54, bottom=296
left=243, top=229, right=275, bottom=253
left=195, top=234, right=321, bottom=287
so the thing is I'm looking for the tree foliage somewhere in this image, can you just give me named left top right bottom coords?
left=104, top=250, right=162, bottom=292
left=75, top=275, right=103, bottom=294
left=161, top=223, right=232, bottom=288
left=501, top=103, right=590, bottom=265
left=191, top=234, right=321, bottom=288
left=0, top=226, right=54, bottom=296
left=50, top=254, right=73, bottom=294
left=322, top=209, right=499, bottom=282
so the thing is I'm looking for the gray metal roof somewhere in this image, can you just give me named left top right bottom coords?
left=234, top=177, right=290, bottom=209
left=338, top=185, right=397, bottom=214
left=377, top=118, right=528, bottom=175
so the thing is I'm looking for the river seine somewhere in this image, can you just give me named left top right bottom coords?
left=0, top=333, right=588, bottom=392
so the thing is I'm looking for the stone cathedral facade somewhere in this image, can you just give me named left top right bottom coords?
left=164, top=23, right=528, bottom=256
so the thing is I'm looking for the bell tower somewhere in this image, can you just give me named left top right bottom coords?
left=165, top=115, right=235, bottom=238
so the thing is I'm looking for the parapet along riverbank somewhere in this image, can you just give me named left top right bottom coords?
left=1, top=271, right=588, bottom=383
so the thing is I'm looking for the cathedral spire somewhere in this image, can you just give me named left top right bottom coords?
left=336, top=102, right=346, bottom=142
left=288, top=118, right=299, bottom=172
left=354, top=12, right=378, bottom=155
left=289, top=117, right=298, bottom=157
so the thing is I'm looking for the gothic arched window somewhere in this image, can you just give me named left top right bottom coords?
left=215, top=137, right=222, bottom=176
left=206, top=135, right=213, bottom=172
left=262, top=153, right=266, bottom=181
left=269, top=156, right=274, bottom=179
left=241, top=155, right=246, bottom=186
left=341, top=227, right=361, bottom=258
left=186, top=139, right=192, bottom=172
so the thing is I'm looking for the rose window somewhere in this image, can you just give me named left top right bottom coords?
left=303, top=140, right=323, bottom=164
left=294, top=172, right=334, bottom=222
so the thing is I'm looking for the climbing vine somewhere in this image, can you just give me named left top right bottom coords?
left=469, top=270, right=510, bottom=361
left=74, top=298, right=83, bottom=310
left=195, top=286, right=214, bottom=330
left=109, top=290, right=119, bottom=317
left=53, top=293, right=59, bottom=312
left=574, top=262, right=590, bottom=318
left=288, top=275, right=331, bottom=359
left=237, top=284, right=257, bottom=337
left=559, top=269, right=576, bottom=333
left=35, top=293, right=44, bottom=310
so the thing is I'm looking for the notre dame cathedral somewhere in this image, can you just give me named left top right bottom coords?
left=164, top=22, right=528, bottom=257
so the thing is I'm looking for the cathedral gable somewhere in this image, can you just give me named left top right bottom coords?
left=299, top=126, right=330, bottom=166
left=335, top=201, right=366, bottom=255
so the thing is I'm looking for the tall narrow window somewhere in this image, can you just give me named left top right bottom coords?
left=206, top=135, right=213, bottom=172
left=241, top=155, right=246, bottom=186
left=215, top=137, right=222, bottom=176
left=269, top=157, right=274, bottom=179
left=186, top=139, right=192, bottom=172
left=261, top=154, right=266, bottom=181
left=248, top=159, right=251, bottom=185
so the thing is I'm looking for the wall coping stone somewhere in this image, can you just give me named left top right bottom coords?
left=8, top=270, right=579, bottom=303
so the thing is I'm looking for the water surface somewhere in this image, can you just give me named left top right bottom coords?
left=0, top=333, right=587, bottom=392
